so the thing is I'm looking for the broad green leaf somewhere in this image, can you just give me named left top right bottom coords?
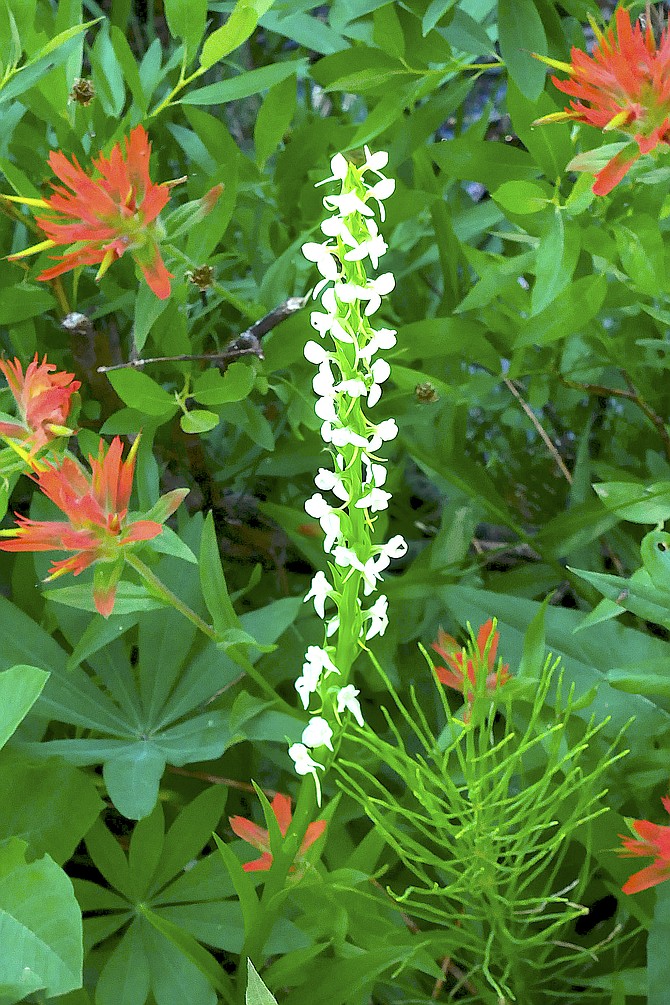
left=103, top=743, right=167, bottom=820
left=95, top=924, right=150, bottom=1005
left=192, top=362, right=255, bottom=405
left=0, top=753, right=103, bottom=864
left=164, top=0, right=207, bottom=61
left=133, top=282, right=171, bottom=353
left=246, top=960, right=277, bottom=1005
left=140, top=906, right=234, bottom=999
left=593, top=481, right=670, bottom=523
left=107, top=369, right=177, bottom=417
left=200, top=0, right=275, bottom=70
left=183, top=60, right=305, bottom=105
left=0, top=839, right=82, bottom=1000
left=431, top=138, right=539, bottom=189
left=531, top=211, right=580, bottom=315
left=515, top=274, right=607, bottom=347
left=423, top=0, right=457, bottom=35
left=150, top=785, right=228, bottom=893
left=0, top=664, right=48, bottom=749
left=492, top=180, right=548, bottom=215
left=180, top=409, right=219, bottom=433
left=498, top=0, right=546, bottom=101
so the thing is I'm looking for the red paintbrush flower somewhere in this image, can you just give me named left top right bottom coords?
left=230, top=793, right=326, bottom=873
left=0, top=436, right=187, bottom=616
left=5, top=126, right=174, bottom=298
left=535, top=7, right=670, bottom=194
left=0, top=354, right=79, bottom=453
left=432, top=618, right=510, bottom=714
left=618, top=796, right=670, bottom=894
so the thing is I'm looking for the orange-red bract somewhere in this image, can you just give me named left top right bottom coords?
left=9, top=126, right=173, bottom=298
left=230, top=793, right=327, bottom=873
left=535, top=8, right=670, bottom=194
left=0, top=354, right=79, bottom=452
left=432, top=618, right=510, bottom=715
left=618, top=796, right=670, bottom=894
left=0, top=436, right=187, bottom=616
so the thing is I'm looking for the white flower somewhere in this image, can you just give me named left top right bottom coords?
left=364, top=595, right=388, bottom=640
left=288, top=742, right=325, bottom=804
left=304, top=339, right=332, bottom=365
left=377, top=417, right=398, bottom=440
left=295, top=664, right=322, bottom=710
left=302, top=715, right=334, bottom=750
left=332, top=546, right=381, bottom=595
left=295, top=645, right=340, bottom=709
left=355, top=486, right=392, bottom=512
left=366, top=357, right=391, bottom=407
left=373, top=534, right=408, bottom=573
left=359, top=327, right=397, bottom=360
left=315, top=152, right=348, bottom=187
left=361, top=146, right=389, bottom=175
left=321, top=216, right=357, bottom=247
left=362, top=455, right=387, bottom=487
left=337, top=684, right=365, bottom=727
left=325, top=423, right=370, bottom=449
left=304, top=570, right=332, bottom=619
left=302, top=240, right=339, bottom=278
left=344, top=220, right=388, bottom=269
left=323, top=189, right=373, bottom=218
left=338, top=272, right=395, bottom=316
left=365, top=177, right=396, bottom=220
left=304, top=494, right=342, bottom=551
left=335, top=377, right=367, bottom=398
left=310, top=288, right=352, bottom=342
left=315, top=465, right=350, bottom=502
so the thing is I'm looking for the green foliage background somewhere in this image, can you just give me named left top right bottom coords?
left=1, top=0, right=670, bottom=1002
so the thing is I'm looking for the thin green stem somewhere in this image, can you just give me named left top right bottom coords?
left=125, top=551, right=219, bottom=640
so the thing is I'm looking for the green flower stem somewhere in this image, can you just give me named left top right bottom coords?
left=239, top=776, right=318, bottom=993
left=125, top=552, right=219, bottom=640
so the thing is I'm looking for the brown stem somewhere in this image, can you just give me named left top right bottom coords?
left=559, top=371, right=670, bottom=463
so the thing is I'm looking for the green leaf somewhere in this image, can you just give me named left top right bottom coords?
left=0, top=753, right=103, bottom=864
left=213, top=834, right=259, bottom=936
left=498, top=0, right=547, bottom=101
left=515, top=274, right=607, bottom=347
left=593, top=481, right=670, bottom=523
left=492, top=180, right=549, bottom=215
left=140, top=905, right=234, bottom=999
left=183, top=59, right=305, bottom=105
left=199, top=0, right=275, bottom=69
left=0, top=838, right=82, bottom=1000
left=102, top=742, right=167, bottom=820
left=95, top=924, right=150, bottom=1005
left=192, top=362, right=255, bottom=406
left=107, top=369, right=177, bottom=417
left=180, top=409, right=219, bottom=433
left=254, top=74, right=297, bottom=167
left=423, top=0, right=457, bottom=35
left=198, top=511, right=239, bottom=638
left=649, top=883, right=670, bottom=1005
left=641, top=531, right=670, bottom=593
left=133, top=282, right=171, bottom=353
left=164, top=0, right=207, bottom=62
left=0, top=664, right=48, bottom=749
left=246, top=960, right=277, bottom=1005
left=531, top=211, right=580, bottom=315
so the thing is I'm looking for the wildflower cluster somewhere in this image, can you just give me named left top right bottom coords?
left=536, top=7, right=670, bottom=194
left=290, top=149, right=403, bottom=795
left=432, top=618, right=510, bottom=722
left=618, top=795, right=670, bottom=894
left=0, top=435, right=187, bottom=617
left=0, top=354, right=79, bottom=455
left=229, top=793, right=326, bottom=874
